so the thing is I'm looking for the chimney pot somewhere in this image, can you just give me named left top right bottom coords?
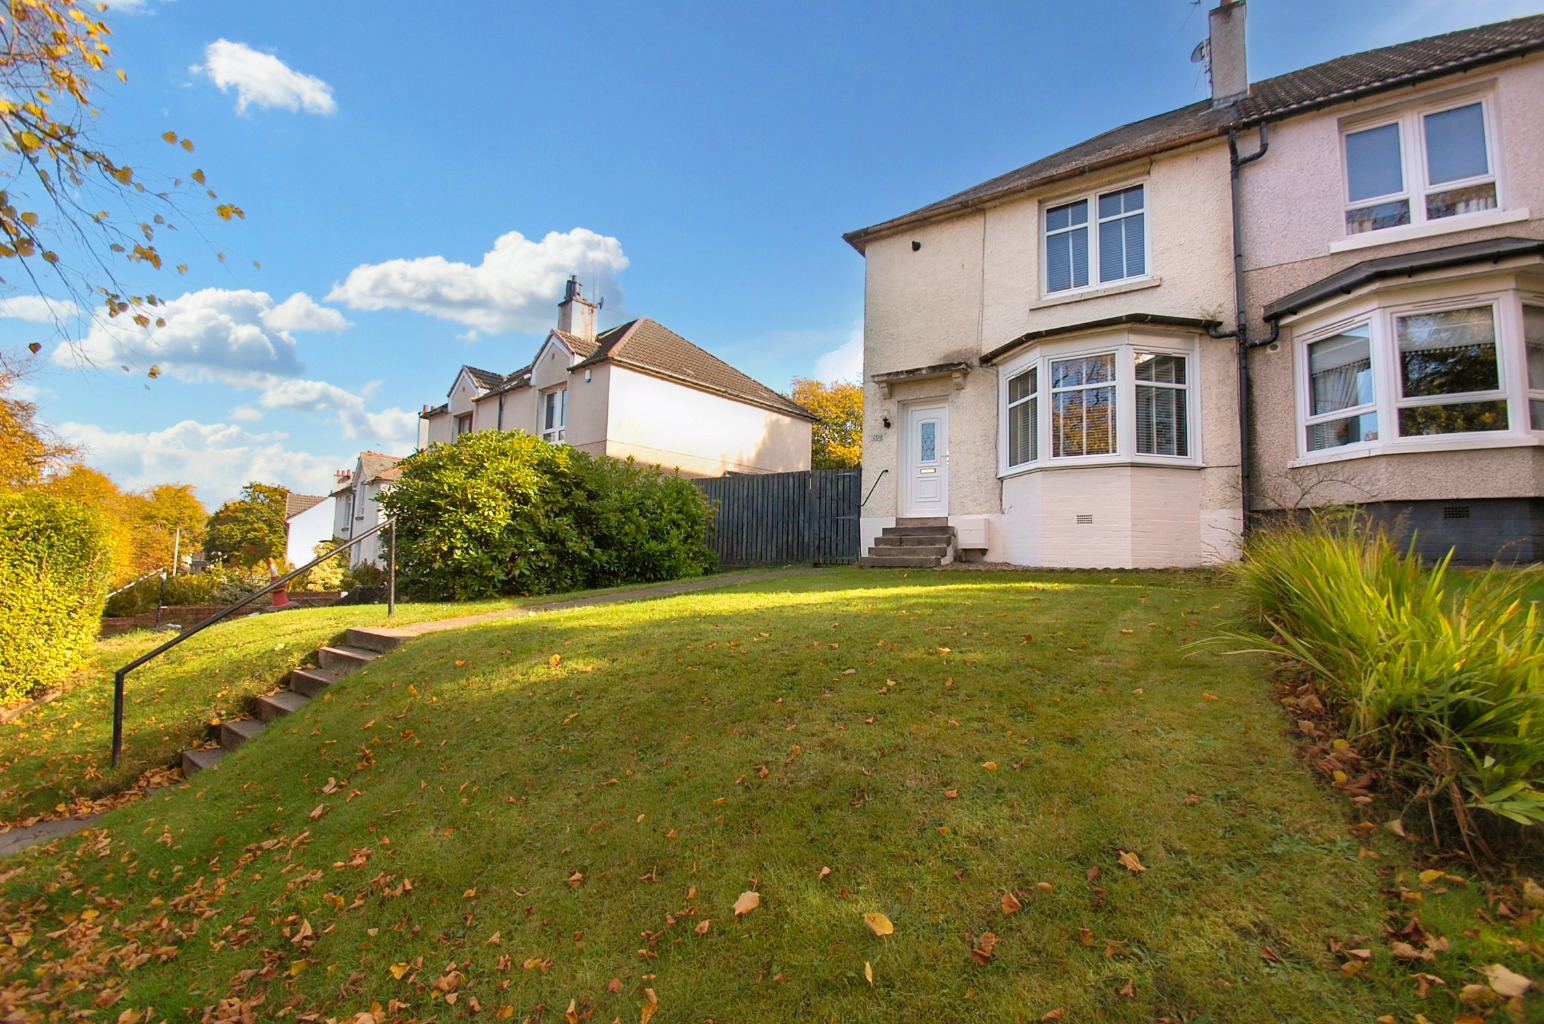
left=1208, top=0, right=1248, bottom=108
left=556, top=272, right=597, bottom=342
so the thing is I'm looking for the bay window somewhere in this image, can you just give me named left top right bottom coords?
left=1000, top=339, right=1196, bottom=472
left=1044, top=183, right=1148, bottom=294
left=1342, top=97, right=1498, bottom=236
left=1295, top=293, right=1544, bottom=462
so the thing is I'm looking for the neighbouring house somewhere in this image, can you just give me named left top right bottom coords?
left=331, top=452, right=403, bottom=568
left=845, top=1, right=1544, bottom=567
left=418, top=278, right=816, bottom=477
left=283, top=492, right=332, bottom=568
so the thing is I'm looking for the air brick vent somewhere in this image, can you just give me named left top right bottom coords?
left=1443, top=506, right=1471, bottom=520
left=1076, top=514, right=1094, bottom=525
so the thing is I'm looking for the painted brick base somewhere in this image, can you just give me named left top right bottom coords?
left=1256, top=499, right=1544, bottom=565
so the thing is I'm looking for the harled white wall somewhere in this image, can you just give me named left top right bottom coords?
left=604, top=366, right=811, bottom=476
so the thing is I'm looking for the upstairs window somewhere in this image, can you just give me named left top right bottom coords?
left=1343, top=99, right=1497, bottom=235
left=542, top=387, right=567, bottom=443
left=1044, top=183, right=1147, bottom=294
left=455, top=412, right=473, bottom=436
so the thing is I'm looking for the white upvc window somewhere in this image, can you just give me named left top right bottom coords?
left=1342, top=96, right=1499, bottom=236
left=1294, top=292, right=1544, bottom=463
left=541, top=387, right=567, bottom=443
left=1043, top=182, right=1149, bottom=294
left=999, top=337, right=1196, bottom=473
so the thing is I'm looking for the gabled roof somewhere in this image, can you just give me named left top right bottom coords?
left=284, top=493, right=326, bottom=519
left=574, top=319, right=816, bottom=421
left=552, top=329, right=600, bottom=359
left=845, top=14, right=1544, bottom=250
left=357, top=452, right=402, bottom=486
left=479, top=364, right=533, bottom=399
left=461, top=365, right=507, bottom=392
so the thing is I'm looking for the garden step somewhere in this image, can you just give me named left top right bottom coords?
left=881, top=525, right=958, bottom=538
left=256, top=690, right=309, bottom=722
left=345, top=627, right=412, bottom=653
left=289, top=666, right=339, bottom=697
left=869, top=543, right=951, bottom=559
left=220, top=718, right=265, bottom=751
left=873, top=534, right=954, bottom=547
left=318, top=645, right=379, bottom=675
left=859, top=554, right=947, bottom=568
left=182, top=748, right=226, bottom=775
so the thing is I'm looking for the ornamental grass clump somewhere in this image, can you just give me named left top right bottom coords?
left=1222, top=512, right=1544, bottom=842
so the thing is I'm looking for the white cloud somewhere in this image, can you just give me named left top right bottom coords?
left=228, top=405, right=263, bottom=423
left=328, top=228, right=628, bottom=333
left=0, top=295, right=80, bottom=323
left=262, top=292, right=352, bottom=333
left=57, top=418, right=345, bottom=506
left=256, top=378, right=416, bottom=448
left=55, top=287, right=349, bottom=385
left=193, top=39, right=336, bottom=116
left=813, top=323, right=863, bottom=383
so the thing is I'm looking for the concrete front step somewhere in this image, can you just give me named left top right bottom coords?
left=290, top=666, right=339, bottom=697
left=318, top=645, right=379, bottom=675
left=256, top=690, right=309, bottom=722
left=882, top=525, right=958, bottom=538
left=182, top=748, right=227, bottom=775
left=859, top=554, right=948, bottom=568
left=895, top=517, right=949, bottom=527
left=869, top=543, right=951, bottom=559
left=220, top=718, right=265, bottom=750
left=873, top=534, right=954, bottom=547
left=345, top=627, right=412, bottom=653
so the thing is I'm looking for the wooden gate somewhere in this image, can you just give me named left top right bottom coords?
left=695, top=469, right=860, bottom=566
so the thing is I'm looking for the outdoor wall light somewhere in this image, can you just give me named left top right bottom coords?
left=882, top=415, right=892, bottom=429
left=911, top=241, right=921, bottom=251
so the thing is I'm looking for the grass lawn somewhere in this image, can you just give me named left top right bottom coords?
left=2, top=567, right=1540, bottom=1022
left=0, top=595, right=573, bottom=825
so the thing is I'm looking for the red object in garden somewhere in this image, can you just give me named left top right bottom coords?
left=268, top=558, right=291, bottom=609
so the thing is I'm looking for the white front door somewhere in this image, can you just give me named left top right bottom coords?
left=901, top=403, right=949, bottom=518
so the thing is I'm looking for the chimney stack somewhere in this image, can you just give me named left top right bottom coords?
left=556, top=275, right=597, bottom=342
left=1208, top=0, right=1248, bottom=108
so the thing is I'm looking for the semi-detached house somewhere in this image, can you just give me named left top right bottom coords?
left=419, top=278, right=815, bottom=478
left=846, top=2, right=1544, bottom=567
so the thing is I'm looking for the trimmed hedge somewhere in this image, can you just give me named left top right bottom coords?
left=382, top=430, right=716, bottom=599
left=0, top=491, right=115, bottom=703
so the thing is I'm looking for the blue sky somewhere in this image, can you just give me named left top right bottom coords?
left=6, top=0, right=1540, bottom=505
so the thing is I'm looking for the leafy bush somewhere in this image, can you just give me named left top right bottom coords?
left=382, top=430, right=716, bottom=599
left=0, top=491, right=114, bottom=702
left=1218, top=511, right=1544, bottom=844
left=103, top=564, right=270, bottom=616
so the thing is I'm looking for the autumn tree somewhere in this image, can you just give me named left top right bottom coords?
left=137, top=482, right=205, bottom=572
left=0, top=0, right=240, bottom=355
left=204, top=482, right=288, bottom=567
left=35, top=462, right=139, bottom=581
left=791, top=378, right=863, bottom=470
left=0, top=364, right=73, bottom=487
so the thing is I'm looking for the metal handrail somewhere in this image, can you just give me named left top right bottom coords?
left=110, top=517, right=397, bottom=768
left=860, top=468, right=889, bottom=508
left=104, top=567, right=167, bottom=602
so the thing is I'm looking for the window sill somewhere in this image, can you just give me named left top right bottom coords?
left=998, top=455, right=1203, bottom=480
left=1288, top=433, right=1542, bottom=468
left=1031, top=276, right=1161, bottom=310
left=1328, top=207, right=1531, bottom=254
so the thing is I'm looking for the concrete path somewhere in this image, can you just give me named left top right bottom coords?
left=0, top=567, right=818, bottom=857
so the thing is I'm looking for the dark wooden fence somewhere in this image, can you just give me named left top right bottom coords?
left=696, top=469, right=860, bottom=566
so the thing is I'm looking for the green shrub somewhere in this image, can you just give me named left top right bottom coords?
left=344, top=561, right=388, bottom=588
left=381, top=430, right=716, bottom=599
left=1217, top=510, right=1544, bottom=840
left=102, top=564, right=270, bottom=616
left=0, top=491, right=114, bottom=702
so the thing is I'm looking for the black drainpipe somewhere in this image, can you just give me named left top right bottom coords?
left=496, top=393, right=505, bottom=431
left=1207, top=123, right=1280, bottom=539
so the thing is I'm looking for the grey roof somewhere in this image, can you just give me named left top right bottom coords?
left=420, top=402, right=448, bottom=419
left=284, top=493, right=326, bottom=519
left=574, top=319, right=816, bottom=421
left=479, top=364, right=534, bottom=399
left=357, top=452, right=402, bottom=485
left=1262, top=237, right=1544, bottom=320
left=845, top=14, right=1544, bottom=250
